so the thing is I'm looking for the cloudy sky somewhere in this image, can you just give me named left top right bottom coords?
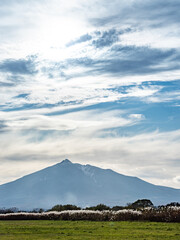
left=0, top=0, right=180, bottom=188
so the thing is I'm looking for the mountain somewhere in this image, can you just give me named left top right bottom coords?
left=0, top=159, right=179, bottom=209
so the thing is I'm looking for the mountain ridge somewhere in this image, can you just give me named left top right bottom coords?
left=0, top=159, right=179, bottom=209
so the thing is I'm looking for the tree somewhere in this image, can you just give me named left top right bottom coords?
left=166, top=202, right=180, bottom=207
left=49, top=204, right=81, bottom=212
left=111, top=206, right=124, bottom=211
left=85, top=204, right=110, bottom=211
left=128, top=199, right=153, bottom=209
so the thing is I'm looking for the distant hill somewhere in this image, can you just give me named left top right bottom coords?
left=0, top=159, right=179, bottom=209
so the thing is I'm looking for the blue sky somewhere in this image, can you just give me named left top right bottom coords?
left=0, top=0, right=180, bottom=188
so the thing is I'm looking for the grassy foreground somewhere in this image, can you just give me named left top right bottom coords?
left=0, top=220, right=179, bottom=240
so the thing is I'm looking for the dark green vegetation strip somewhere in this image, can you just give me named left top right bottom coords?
left=0, top=221, right=179, bottom=240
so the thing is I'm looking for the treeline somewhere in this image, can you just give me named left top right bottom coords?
left=0, top=199, right=179, bottom=214
left=0, top=200, right=179, bottom=222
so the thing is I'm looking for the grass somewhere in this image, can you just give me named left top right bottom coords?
left=0, top=220, right=179, bottom=240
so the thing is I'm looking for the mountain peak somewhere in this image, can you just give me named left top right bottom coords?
left=60, top=159, right=72, bottom=164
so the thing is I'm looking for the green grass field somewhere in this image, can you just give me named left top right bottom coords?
left=0, top=220, right=179, bottom=240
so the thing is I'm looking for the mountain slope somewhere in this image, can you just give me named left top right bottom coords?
left=0, top=159, right=179, bottom=209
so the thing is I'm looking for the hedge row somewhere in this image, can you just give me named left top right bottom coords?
left=0, top=207, right=179, bottom=222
